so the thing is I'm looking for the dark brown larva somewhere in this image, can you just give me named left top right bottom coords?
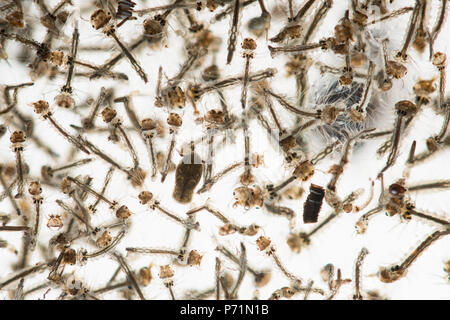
left=303, top=184, right=325, bottom=223
left=173, top=152, right=203, bottom=203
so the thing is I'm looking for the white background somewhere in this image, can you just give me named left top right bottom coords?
left=0, top=0, right=449, bottom=299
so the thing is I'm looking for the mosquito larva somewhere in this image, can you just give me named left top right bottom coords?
left=159, top=264, right=175, bottom=300
left=404, top=207, right=450, bottom=227
left=326, top=268, right=343, bottom=300
left=240, top=116, right=255, bottom=185
left=407, top=180, right=450, bottom=192
left=60, top=24, right=79, bottom=96
left=302, top=0, right=333, bottom=45
left=263, top=88, right=321, bottom=118
left=380, top=101, right=418, bottom=176
left=240, top=38, right=257, bottom=110
left=216, top=244, right=271, bottom=287
left=264, top=203, right=295, bottom=220
left=293, top=0, right=318, bottom=22
left=0, top=226, right=30, bottom=232
left=353, top=247, right=369, bottom=300
left=268, top=41, right=324, bottom=56
left=64, top=176, right=118, bottom=209
left=229, top=243, right=247, bottom=299
left=355, top=61, right=374, bottom=115
left=395, top=0, right=421, bottom=62
left=364, top=6, right=414, bottom=26
left=30, top=100, right=90, bottom=154
left=101, top=107, right=140, bottom=170
left=141, top=119, right=158, bottom=178
left=138, top=191, right=200, bottom=230
left=0, top=260, right=51, bottom=290
left=378, top=229, right=450, bottom=283
left=256, top=236, right=302, bottom=286
left=82, top=87, right=107, bottom=130
left=41, top=158, right=93, bottom=181
left=90, top=9, right=148, bottom=83
left=266, top=160, right=314, bottom=197
left=0, top=165, right=24, bottom=221
left=28, top=181, right=43, bottom=251
left=55, top=199, right=92, bottom=233
left=197, top=162, right=243, bottom=193
left=226, top=0, right=241, bottom=65
left=78, top=230, right=126, bottom=262
left=428, top=0, right=447, bottom=59
left=431, top=53, right=449, bottom=143
left=113, top=252, right=146, bottom=300
left=161, top=114, right=182, bottom=183
left=72, top=60, right=129, bottom=80
left=412, top=0, right=428, bottom=53
left=0, top=82, right=34, bottom=115
left=215, top=257, right=221, bottom=300
left=135, top=1, right=198, bottom=16
left=327, top=129, right=374, bottom=192
left=190, top=68, right=277, bottom=99
left=10, top=131, right=26, bottom=198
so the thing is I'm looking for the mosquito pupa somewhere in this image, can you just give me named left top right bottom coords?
left=173, top=141, right=203, bottom=203
left=303, top=184, right=325, bottom=223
